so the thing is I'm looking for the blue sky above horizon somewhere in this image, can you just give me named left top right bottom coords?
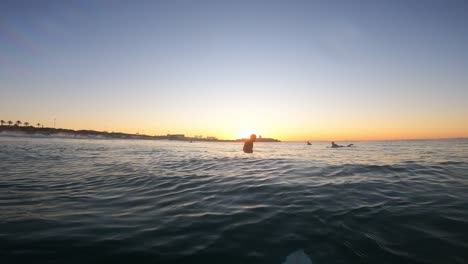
left=1, top=0, right=467, bottom=140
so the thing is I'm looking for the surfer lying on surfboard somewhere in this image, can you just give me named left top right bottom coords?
left=331, top=141, right=354, bottom=148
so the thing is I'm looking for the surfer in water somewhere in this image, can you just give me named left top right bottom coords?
left=331, top=141, right=354, bottom=148
left=307, top=141, right=312, bottom=145
left=243, top=134, right=257, bottom=153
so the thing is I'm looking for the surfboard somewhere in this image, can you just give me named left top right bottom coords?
left=283, top=249, right=313, bottom=264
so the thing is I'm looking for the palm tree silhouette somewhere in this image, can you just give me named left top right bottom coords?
left=24, top=122, right=30, bottom=127
left=37, top=123, right=41, bottom=128
left=15, top=120, right=22, bottom=126
left=0, top=120, right=4, bottom=126
left=8, top=121, right=13, bottom=126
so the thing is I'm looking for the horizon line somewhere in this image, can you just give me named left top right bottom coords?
left=1, top=124, right=466, bottom=142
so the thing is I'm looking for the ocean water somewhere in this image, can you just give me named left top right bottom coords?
left=1, top=136, right=467, bottom=264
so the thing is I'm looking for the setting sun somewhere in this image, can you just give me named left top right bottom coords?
left=238, top=131, right=255, bottom=140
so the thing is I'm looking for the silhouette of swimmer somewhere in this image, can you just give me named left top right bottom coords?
left=331, top=141, right=354, bottom=148
left=307, top=141, right=312, bottom=145
left=243, top=134, right=257, bottom=153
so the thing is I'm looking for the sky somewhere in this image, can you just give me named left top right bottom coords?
left=1, top=0, right=467, bottom=141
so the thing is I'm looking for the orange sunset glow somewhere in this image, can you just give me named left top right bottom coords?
left=1, top=1, right=467, bottom=141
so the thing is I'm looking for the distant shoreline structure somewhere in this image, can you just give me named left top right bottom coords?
left=0, top=125, right=464, bottom=142
left=0, top=125, right=281, bottom=142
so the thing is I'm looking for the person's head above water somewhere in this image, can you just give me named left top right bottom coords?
left=250, top=134, right=257, bottom=141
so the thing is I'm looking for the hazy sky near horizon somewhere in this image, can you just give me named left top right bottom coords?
left=1, top=0, right=467, bottom=140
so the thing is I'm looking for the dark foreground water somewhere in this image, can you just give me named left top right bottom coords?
left=1, top=136, right=467, bottom=264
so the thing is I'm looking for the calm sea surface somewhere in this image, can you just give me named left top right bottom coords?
left=1, top=136, right=467, bottom=264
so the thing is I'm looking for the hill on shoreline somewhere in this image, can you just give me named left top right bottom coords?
left=0, top=126, right=281, bottom=142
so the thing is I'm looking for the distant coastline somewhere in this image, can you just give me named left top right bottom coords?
left=0, top=125, right=281, bottom=142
